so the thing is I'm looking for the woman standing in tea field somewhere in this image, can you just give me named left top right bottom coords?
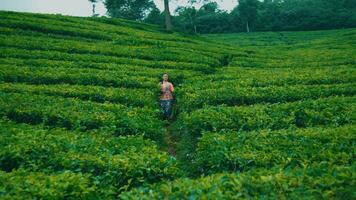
left=159, top=73, right=174, bottom=119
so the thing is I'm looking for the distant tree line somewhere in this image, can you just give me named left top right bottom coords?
left=89, top=0, right=356, bottom=33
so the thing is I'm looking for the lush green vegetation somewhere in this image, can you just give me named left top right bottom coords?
left=194, top=125, right=355, bottom=175
left=0, top=121, right=180, bottom=198
left=100, top=0, right=356, bottom=33
left=0, top=11, right=354, bottom=199
left=121, top=163, right=355, bottom=199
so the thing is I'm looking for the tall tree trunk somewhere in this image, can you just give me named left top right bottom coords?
left=164, top=0, right=172, bottom=31
left=189, top=13, right=196, bottom=33
left=92, top=4, right=96, bottom=16
left=246, top=21, right=250, bottom=32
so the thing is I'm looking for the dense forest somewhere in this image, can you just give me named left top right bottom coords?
left=98, top=0, right=356, bottom=33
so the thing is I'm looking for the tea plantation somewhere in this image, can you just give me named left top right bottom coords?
left=0, top=11, right=355, bottom=199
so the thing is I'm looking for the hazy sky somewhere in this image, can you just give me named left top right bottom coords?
left=0, top=0, right=238, bottom=17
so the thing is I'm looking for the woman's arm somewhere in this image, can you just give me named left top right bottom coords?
left=170, top=83, right=174, bottom=92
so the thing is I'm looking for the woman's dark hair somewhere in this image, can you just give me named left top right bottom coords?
left=160, top=73, right=169, bottom=84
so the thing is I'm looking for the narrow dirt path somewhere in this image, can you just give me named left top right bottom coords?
left=164, top=121, right=177, bottom=157
left=161, top=101, right=179, bottom=157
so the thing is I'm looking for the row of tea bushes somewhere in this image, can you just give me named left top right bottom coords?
left=0, top=65, right=157, bottom=89
left=165, top=28, right=355, bottom=199
left=0, top=11, right=236, bottom=54
left=194, top=125, right=355, bottom=175
left=0, top=170, right=98, bottom=199
left=0, top=83, right=156, bottom=108
left=0, top=47, right=214, bottom=72
left=0, top=120, right=181, bottom=198
left=0, top=34, right=220, bottom=66
left=121, top=163, right=354, bottom=199
left=177, top=96, right=355, bottom=137
left=230, top=54, right=355, bottom=68
left=181, top=66, right=356, bottom=88
left=0, top=11, right=177, bottom=42
left=0, top=57, right=200, bottom=79
left=0, top=92, right=164, bottom=141
left=179, top=83, right=356, bottom=111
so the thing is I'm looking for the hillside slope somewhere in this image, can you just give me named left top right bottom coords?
left=1, top=11, right=355, bottom=199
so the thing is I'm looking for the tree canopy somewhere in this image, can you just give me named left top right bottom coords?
left=104, top=0, right=156, bottom=20
left=100, top=0, right=356, bottom=33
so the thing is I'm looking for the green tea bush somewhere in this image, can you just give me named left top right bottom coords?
left=230, top=51, right=355, bottom=68
left=179, top=83, right=356, bottom=111
left=0, top=11, right=235, bottom=54
left=0, top=34, right=220, bottom=66
left=121, top=164, right=355, bottom=199
left=0, top=18, right=117, bottom=41
left=0, top=120, right=180, bottom=197
left=0, top=83, right=156, bottom=107
left=177, top=96, right=355, bottom=137
left=182, top=66, right=356, bottom=88
left=194, top=125, right=355, bottom=174
left=0, top=92, right=164, bottom=141
left=0, top=170, right=99, bottom=199
left=0, top=48, right=213, bottom=72
left=0, top=65, right=157, bottom=89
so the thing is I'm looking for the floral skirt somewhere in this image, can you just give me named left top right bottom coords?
left=160, top=99, right=173, bottom=118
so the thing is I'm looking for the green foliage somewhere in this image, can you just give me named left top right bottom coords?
left=237, top=0, right=260, bottom=32
left=165, top=0, right=356, bottom=33
left=0, top=11, right=235, bottom=63
left=0, top=64, right=157, bottom=89
left=194, top=125, right=355, bottom=175
left=0, top=82, right=155, bottom=107
left=0, top=121, right=181, bottom=197
left=0, top=11, right=354, bottom=199
left=121, top=164, right=355, bottom=199
left=104, top=0, right=156, bottom=20
left=182, top=66, right=356, bottom=88
left=170, top=29, right=355, bottom=198
left=0, top=92, right=164, bottom=141
left=0, top=49, right=212, bottom=72
left=177, top=96, right=355, bottom=137
left=145, top=5, right=164, bottom=26
left=0, top=34, right=220, bottom=66
left=0, top=170, right=98, bottom=199
left=180, top=83, right=356, bottom=111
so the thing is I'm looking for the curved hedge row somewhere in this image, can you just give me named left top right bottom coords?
left=0, top=83, right=156, bottom=108
left=177, top=96, right=355, bottom=137
left=0, top=120, right=180, bottom=198
left=0, top=48, right=213, bottom=72
left=230, top=52, right=355, bottom=68
left=179, top=83, right=356, bottom=111
left=0, top=11, right=198, bottom=44
left=182, top=66, right=356, bottom=88
left=120, top=164, right=355, bottom=199
left=194, top=125, right=355, bottom=175
left=0, top=57, right=201, bottom=79
left=0, top=35, right=220, bottom=66
left=0, top=170, right=98, bottom=199
left=0, top=11, right=236, bottom=54
left=0, top=65, right=157, bottom=89
left=0, top=18, right=117, bottom=41
left=0, top=92, right=164, bottom=141
left=0, top=21, right=230, bottom=62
